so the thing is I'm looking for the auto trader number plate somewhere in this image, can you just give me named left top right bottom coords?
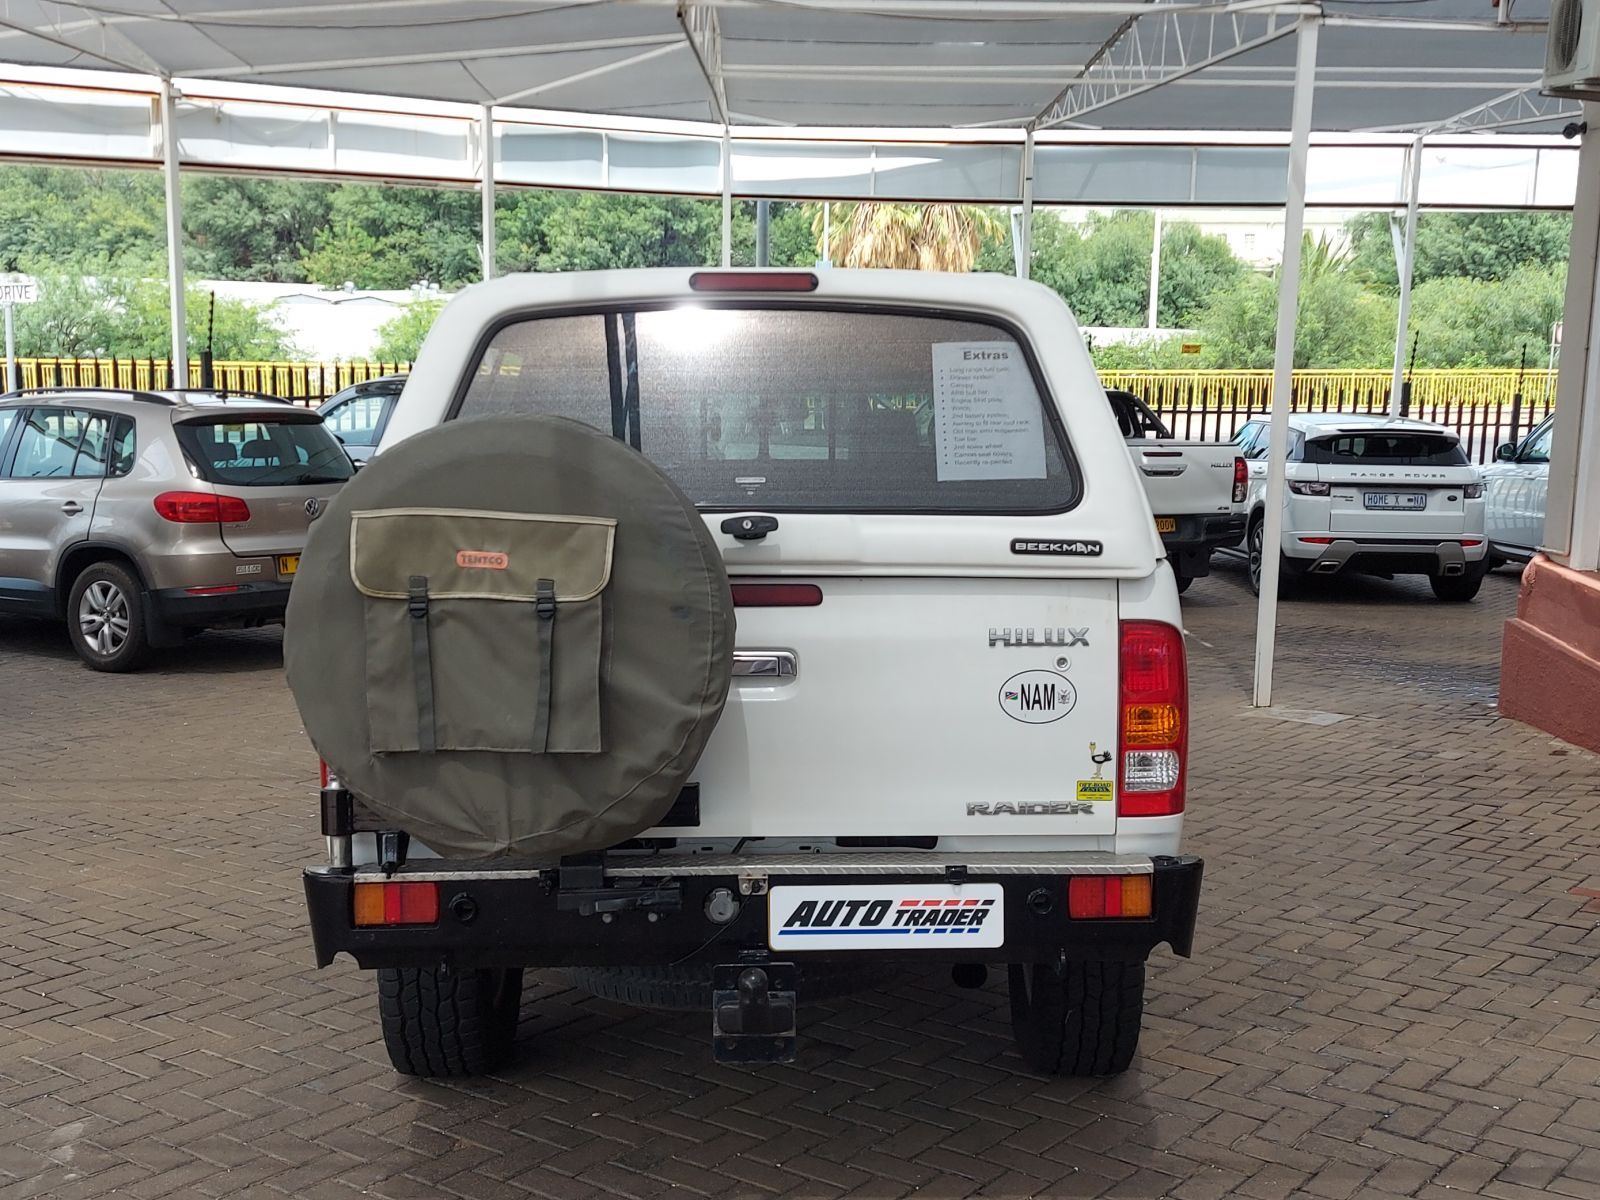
left=1154, top=517, right=1178, bottom=533
left=1364, top=492, right=1427, bottom=510
left=277, top=555, right=300, bottom=576
left=767, top=884, right=1005, bottom=951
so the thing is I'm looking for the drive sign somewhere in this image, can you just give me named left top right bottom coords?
left=0, top=278, right=39, bottom=305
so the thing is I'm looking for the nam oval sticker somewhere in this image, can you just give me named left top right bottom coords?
left=999, top=670, right=1077, bottom=724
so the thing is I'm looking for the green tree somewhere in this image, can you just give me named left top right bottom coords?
left=1407, top=264, right=1565, bottom=367
left=371, top=299, right=445, bottom=362
left=301, top=184, right=483, bottom=288
left=0, top=167, right=165, bottom=271
left=1347, top=211, right=1571, bottom=289
left=186, top=176, right=333, bottom=281
left=14, top=269, right=299, bottom=359
left=1195, top=236, right=1396, bottom=368
left=978, top=210, right=1244, bottom=328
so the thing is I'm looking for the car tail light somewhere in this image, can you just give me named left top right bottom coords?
left=1288, top=480, right=1331, bottom=496
left=1232, top=456, right=1248, bottom=503
left=1460, top=538, right=1483, bottom=547
left=1068, top=875, right=1154, bottom=919
left=319, top=758, right=335, bottom=789
left=1298, top=536, right=1335, bottom=545
left=353, top=881, right=439, bottom=927
left=731, top=583, right=823, bottom=607
left=183, top=585, right=241, bottom=596
left=689, top=271, right=818, bottom=292
left=1462, top=483, right=1484, bottom=499
left=1118, top=621, right=1186, bottom=817
left=153, top=491, right=250, bottom=523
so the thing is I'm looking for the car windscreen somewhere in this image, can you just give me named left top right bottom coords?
left=175, top=416, right=354, bottom=486
left=1302, top=432, right=1468, bottom=466
left=455, top=306, right=1078, bottom=512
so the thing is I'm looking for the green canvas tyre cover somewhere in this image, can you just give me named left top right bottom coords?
left=285, top=414, right=734, bottom=860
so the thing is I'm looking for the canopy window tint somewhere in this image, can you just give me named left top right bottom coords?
left=1303, top=433, right=1468, bottom=467
left=175, top=417, right=354, bottom=487
left=459, top=307, right=1078, bottom=513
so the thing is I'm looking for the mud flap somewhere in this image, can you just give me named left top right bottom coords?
left=712, top=963, right=797, bottom=1064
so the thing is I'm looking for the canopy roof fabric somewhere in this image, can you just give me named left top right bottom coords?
left=0, top=0, right=1571, bottom=135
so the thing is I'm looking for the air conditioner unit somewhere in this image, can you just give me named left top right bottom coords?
left=1544, top=0, right=1600, bottom=98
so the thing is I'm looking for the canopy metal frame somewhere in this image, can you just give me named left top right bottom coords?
left=27, top=0, right=1580, bottom=704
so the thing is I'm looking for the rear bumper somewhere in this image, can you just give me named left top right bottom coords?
left=1161, top=514, right=1247, bottom=576
left=149, top=582, right=292, bottom=628
left=1284, top=535, right=1487, bottom=576
left=303, top=853, right=1203, bottom=970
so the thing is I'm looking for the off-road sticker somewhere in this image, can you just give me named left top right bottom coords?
left=999, top=670, right=1077, bottom=724
left=1076, top=779, right=1114, bottom=803
left=768, top=884, right=1005, bottom=951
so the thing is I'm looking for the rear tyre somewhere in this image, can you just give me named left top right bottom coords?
left=1430, top=564, right=1487, bottom=603
left=377, top=965, right=523, bottom=1077
left=1008, top=960, right=1144, bottom=1077
left=66, top=561, right=150, bottom=672
left=1246, top=521, right=1305, bottom=598
left=566, top=961, right=894, bottom=1011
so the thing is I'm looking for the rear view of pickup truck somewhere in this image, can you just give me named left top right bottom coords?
left=287, top=268, right=1203, bottom=1079
left=1107, top=389, right=1247, bottom=591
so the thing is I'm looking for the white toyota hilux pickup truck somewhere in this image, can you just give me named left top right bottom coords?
left=296, top=268, right=1203, bottom=1079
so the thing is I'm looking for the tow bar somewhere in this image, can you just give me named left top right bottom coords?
left=712, top=962, right=797, bottom=1064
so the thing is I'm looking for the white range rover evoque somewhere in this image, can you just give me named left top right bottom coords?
left=1234, top=412, right=1489, bottom=601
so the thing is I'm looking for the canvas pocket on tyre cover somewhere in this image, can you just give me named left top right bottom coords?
left=351, top=507, right=615, bottom=754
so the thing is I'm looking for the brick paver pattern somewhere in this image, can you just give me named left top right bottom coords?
left=2, top=560, right=1598, bottom=1199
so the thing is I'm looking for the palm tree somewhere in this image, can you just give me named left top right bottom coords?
left=810, top=202, right=1005, bottom=272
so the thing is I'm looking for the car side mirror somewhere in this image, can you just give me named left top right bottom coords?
left=1495, top=443, right=1516, bottom=462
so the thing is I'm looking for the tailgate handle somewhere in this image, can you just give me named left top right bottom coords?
left=1140, top=463, right=1187, bottom=477
left=732, top=651, right=797, bottom=679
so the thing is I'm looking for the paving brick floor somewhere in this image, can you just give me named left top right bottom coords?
left=2, top=560, right=1599, bottom=1199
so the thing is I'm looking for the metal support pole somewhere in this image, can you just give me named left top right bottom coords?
left=1018, top=128, right=1036, bottom=281
left=1542, top=100, right=1600, bottom=573
left=158, top=78, right=187, bottom=388
left=1390, top=134, right=1424, bottom=415
left=1252, top=15, right=1319, bottom=709
left=1147, top=210, right=1163, bottom=329
left=3, top=304, right=14, bottom=393
left=756, top=199, right=770, bottom=267
left=480, top=103, right=496, bottom=281
left=720, top=130, right=732, bottom=268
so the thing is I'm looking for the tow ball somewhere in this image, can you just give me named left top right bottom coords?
left=712, top=963, right=797, bottom=1064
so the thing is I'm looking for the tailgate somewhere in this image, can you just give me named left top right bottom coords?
left=1132, top=442, right=1237, bottom=523
left=680, top=575, right=1122, bottom=840
left=1322, top=467, right=1475, bottom=535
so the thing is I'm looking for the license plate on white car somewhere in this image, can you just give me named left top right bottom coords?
left=1364, top=492, right=1427, bottom=510
left=767, top=883, right=1005, bottom=951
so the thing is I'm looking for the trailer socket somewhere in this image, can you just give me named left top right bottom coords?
left=447, top=892, right=479, bottom=925
left=1028, top=888, right=1054, bottom=916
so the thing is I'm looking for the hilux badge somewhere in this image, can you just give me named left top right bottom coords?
left=989, top=627, right=1089, bottom=648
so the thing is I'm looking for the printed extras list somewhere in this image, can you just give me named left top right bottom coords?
left=931, top=342, right=1047, bottom=482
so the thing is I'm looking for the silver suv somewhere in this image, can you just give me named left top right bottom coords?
left=0, top=388, right=352, bottom=671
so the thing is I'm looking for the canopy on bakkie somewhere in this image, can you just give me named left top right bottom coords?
left=285, top=414, right=735, bottom=860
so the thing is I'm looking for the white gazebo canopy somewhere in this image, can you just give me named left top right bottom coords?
left=0, top=0, right=1585, bottom=707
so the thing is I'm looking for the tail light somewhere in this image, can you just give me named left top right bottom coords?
left=1068, top=874, right=1154, bottom=919
left=353, top=881, right=439, bottom=927
left=689, top=271, right=818, bottom=292
left=1288, top=480, right=1331, bottom=496
left=319, top=758, right=334, bottom=789
left=1462, top=483, right=1484, bottom=499
left=1118, top=620, right=1187, bottom=817
left=154, top=491, right=250, bottom=523
left=1232, top=456, right=1248, bottom=503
